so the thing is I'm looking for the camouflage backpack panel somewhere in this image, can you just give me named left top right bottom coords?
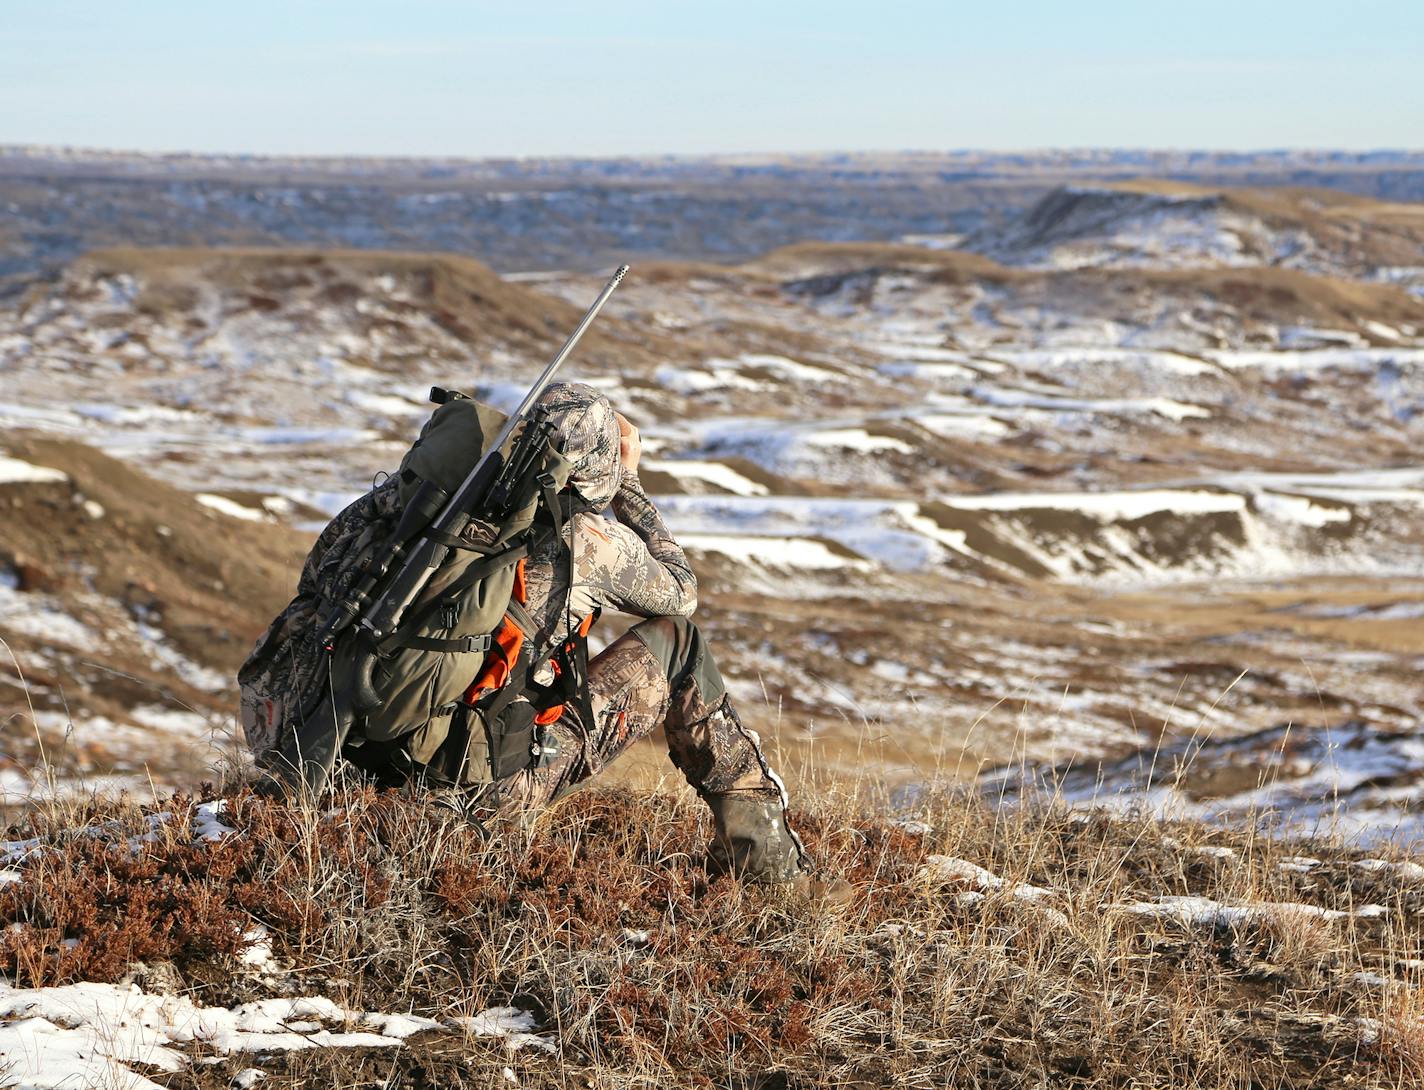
left=353, top=400, right=572, bottom=756
left=353, top=509, right=521, bottom=753
left=237, top=479, right=403, bottom=765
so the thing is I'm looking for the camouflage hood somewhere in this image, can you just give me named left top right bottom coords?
left=537, top=381, right=621, bottom=512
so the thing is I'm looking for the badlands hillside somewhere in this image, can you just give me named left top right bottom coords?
left=961, top=181, right=1424, bottom=284
left=2, top=174, right=1424, bottom=1086
left=2, top=181, right=1423, bottom=829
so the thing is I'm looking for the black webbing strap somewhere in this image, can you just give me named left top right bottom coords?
left=538, top=473, right=564, bottom=551
left=428, top=386, right=470, bottom=405
left=566, top=614, right=596, bottom=730
left=398, top=633, right=492, bottom=654
left=479, top=642, right=531, bottom=726
left=426, top=529, right=499, bottom=554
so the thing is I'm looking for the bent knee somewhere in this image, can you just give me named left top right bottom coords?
left=629, top=616, right=722, bottom=702
left=628, top=615, right=699, bottom=672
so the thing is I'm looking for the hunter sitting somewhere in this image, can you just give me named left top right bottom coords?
left=240, top=382, right=820, bottom=890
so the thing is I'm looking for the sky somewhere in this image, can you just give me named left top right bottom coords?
left=1, top=0, right=1421, bottom=158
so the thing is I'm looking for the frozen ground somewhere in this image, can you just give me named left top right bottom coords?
left=985, top=721, right=1424, bottom=848
left=0, top=981, right=554, bottom=1088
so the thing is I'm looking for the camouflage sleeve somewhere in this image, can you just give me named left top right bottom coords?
left=578, top=474, right=697, bottom=619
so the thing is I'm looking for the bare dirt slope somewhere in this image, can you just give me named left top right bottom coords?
left=61, top=246, right=685, bottom=371
left=0, top=436, right=309, bottom=795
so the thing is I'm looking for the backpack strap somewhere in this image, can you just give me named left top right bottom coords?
left=538, top=472, right=564, bottom=547
left=398, top=633, right=493, bottom=654
left=424, top=529, right=502, bottom=554
left=505, top=598, right=540, bottom=640
left=515, top=487, right=597, bottom=674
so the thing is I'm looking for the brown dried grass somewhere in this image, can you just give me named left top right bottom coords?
left=1, top=779, right=1421, bottom=1088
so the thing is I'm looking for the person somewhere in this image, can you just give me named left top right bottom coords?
left=256, top=379, right=836, bottom=896
left=467, top=381, right=844, bottom=893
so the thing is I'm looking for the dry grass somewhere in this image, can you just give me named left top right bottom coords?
left=1, top=775, right=1421, bottom=1088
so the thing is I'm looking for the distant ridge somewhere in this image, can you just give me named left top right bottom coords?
left=4, top=147, right=1424, bottom=285
left=961, top=182, right=1424, bottom=280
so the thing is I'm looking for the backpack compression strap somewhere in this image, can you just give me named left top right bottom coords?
left=380, top=542, right=530, bottom=655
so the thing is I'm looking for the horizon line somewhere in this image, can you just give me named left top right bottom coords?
left=4, top=143, right=1424, bottom=165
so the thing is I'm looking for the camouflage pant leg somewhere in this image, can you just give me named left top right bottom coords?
left=638, top=617, right=808, bottom=880
left=639, top=616, right=786, bottom=800
left=504, top=616, right=784, bottom=811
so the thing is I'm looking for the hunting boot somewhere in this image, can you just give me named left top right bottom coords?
left=693, top=696, right=854, bottom=905
left=706, top=792, right=855, bottom=906
left=634, top=616, right=853, bottom=904
left=705, top=792, right=803, bottom=883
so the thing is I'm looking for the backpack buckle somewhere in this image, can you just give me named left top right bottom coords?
left=428, top=386, right=471, bottom=405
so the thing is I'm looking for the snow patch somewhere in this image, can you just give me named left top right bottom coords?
left=800, top=428, right=913, bottom=454
left=945, top=489, right=1244, bottom=522
left=1251, top=493, right=1351, bottom=528
left=0, top=979, right=549, bottom=1088
left=450, top=1006, right=557, bottom=1053
left=911, top=413, right=1012, bottom=438
left=642, top=459, right=769, bottom=497
left=197, top=494, right=269, bottom=522
left=982, top=347, right=1216, bottom=378
left=193, top=800, right=235, bottom=842
left=681, top=533, right=873, bottom=573
left=1208, top=347, right=1424, bottom=372
left=971, top=386, right=1210, bottom=422
left=0, top=584, right=101, bottom=651
left=1114, top=895, right=1384, bottom=927
left=0, top=456, right=67, bottom=486
left=921, top=855, right=1056, bottom=903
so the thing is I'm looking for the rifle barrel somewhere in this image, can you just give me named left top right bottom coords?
left=356, top=264, right=629, bottom=640
left=485, top=264, right=628, bottom=460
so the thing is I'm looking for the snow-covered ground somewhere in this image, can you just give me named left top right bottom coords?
left=0, top=982, right=553, bottom=1089
left=985, top=721, right=1424, bottom=848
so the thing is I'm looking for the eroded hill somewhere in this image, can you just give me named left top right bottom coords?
left=960, top=182, right=1424, bottom=293
left=2, top=230, right=1422, bottom=823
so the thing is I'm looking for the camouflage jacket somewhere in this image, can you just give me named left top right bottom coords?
left=523, top=472, right=697, bottom=666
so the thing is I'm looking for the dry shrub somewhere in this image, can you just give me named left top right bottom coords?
left=0, top=792, right=254, bottom=986
left=1, top=782, right=1422, bottom=1088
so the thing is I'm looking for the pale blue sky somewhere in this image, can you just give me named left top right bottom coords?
left=2, top=1, right=1420, bottom=156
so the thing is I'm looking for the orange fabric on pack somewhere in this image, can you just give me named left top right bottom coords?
left=463, top=617, right=524, bottom=702
left=511, top=556, right=528, bottom=606
left=530, top=612, right=598, bottom=725
left=462, top=559, right=529, bottom=702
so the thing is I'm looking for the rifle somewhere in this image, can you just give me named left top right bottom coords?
left=321, top=263, right=629, bottom=713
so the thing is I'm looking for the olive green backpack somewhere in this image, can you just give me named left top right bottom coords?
left=238, top=392, right=572, bottom=792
